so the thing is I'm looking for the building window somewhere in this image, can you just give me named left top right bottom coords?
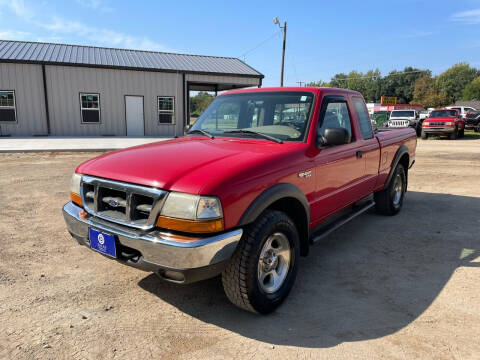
left=158, top=96, right=175, bottom=124
left=80, top=93, right=100, bottom=123
left=0, top=90, right=17, bottom=122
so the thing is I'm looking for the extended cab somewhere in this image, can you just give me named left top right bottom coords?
left=421, top=108, right=465, bottom=139
left=63, top=87, right=416, bottom=314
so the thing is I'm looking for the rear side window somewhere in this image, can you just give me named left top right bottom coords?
left=353, top=97, right=373, bottom=140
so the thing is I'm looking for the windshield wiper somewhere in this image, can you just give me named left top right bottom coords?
left=223, top=129, right=283, bottom=144
left=187, top=129, right=214, bottom=139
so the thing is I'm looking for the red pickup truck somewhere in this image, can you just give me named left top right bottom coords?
left=421, top=109, right=465, bottom=139
left=63, top=87, right=416, bottom=314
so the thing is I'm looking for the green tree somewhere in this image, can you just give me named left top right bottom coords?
left=411, top=75, right=449, bottom=108
left=362, top=69, right=382, bottom=102
left=381, top=67, right=430, bottom=104
left=190, top=92, right=214, bottom=116
left=435, top=63, right=479, bottom=102
left=306, top=80, right=329, bottom=87
left=462, top=76, right=480, bottom=100
left=329, top=73, right=349, bottom=88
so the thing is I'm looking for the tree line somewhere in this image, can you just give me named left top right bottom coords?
left=307, top=63, right=480, bottom=108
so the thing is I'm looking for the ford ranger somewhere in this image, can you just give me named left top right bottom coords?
left=421, top=109, right=465, bottom=139
left=63, top=87, right=416, bottom=314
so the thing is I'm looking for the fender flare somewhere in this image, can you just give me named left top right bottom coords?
left=386, top=144, right=410, bottom=188
left=237, top=183, right=310, bottom=230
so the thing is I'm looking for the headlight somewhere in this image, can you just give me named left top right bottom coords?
left=158, top=192, right=223, bottom=233
left=160, top=193, right=222, bottom=220
left=70, top=173, right=83, bottom=206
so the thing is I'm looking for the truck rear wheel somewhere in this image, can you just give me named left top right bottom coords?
left=374, top=164, right=406, bottom=216
left=222, top=210, right=299, bottom=314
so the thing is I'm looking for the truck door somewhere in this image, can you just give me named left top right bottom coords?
left=310, top=95, right=367, bottom=226
left=351, top=96, right=381, bottom=195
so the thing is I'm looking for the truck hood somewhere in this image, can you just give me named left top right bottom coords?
left=76, top=136, right=304, bottom=194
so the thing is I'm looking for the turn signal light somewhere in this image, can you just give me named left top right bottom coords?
left=156, top=216, right=224, bottom=233
left=70, top=191, right=83, bottom=206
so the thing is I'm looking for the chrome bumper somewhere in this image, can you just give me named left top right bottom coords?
left=63, top=201, right=242, bottom=282
left=423, top=127, right=454, bottom=133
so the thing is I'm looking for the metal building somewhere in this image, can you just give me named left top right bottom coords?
left=0, top=40, right=263, bottom=137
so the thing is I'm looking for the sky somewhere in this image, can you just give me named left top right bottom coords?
left=0, top=0, right=480, bottom=87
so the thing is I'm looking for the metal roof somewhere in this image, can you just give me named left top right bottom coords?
left=0, top=40, right=263, bottom=78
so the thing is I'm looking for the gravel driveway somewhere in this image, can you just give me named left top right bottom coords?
left=1, top=137, right=479, bottom=359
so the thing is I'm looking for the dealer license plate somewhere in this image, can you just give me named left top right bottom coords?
left=89, top=228, right=116, bottom=258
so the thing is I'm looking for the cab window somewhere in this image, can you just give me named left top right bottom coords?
left=318, top=97, right=353, bottom=144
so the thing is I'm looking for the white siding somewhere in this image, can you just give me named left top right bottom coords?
left=0, top=63, right=47, bottom=136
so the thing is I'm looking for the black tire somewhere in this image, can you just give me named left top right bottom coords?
left=450, top=126, right=458, bottom=140
left=459, top=128, right=465, bottom=138
left=374, top=164, right=407, bottom=216
left=421, top=129, right=428, bottom=139
left=475, top=127, right=480, bottom=133
left=222, top=210, right=300, bottom=314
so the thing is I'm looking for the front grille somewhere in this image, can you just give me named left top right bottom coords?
left=389, top=120, right=409, bottom=127
left=466, top=113, right=480, bottom=119
left=428, top=122, right=445, bottom=126
left=81, top=175, right=167, bottom=229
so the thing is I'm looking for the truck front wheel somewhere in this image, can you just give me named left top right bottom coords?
left=450, top=127, right=458, bottom=140
left=374, top=164, right=406, bottom=216
left=222, top=210, right=300, bottom=314
left=421, top=130, right=428, bottom=139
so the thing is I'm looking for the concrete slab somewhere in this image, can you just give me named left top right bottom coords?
left=0, top=136, right=171, bottom=152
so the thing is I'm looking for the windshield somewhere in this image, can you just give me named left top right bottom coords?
left=430, top=110, right=457, bottom=118
left=391, top=111, right=415, bottom=118
left=190, top=92, right=314, bottom=142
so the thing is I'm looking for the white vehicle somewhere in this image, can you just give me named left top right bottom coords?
left=386, top=110, right=419, bottom=128
left=446, top=106, right=477, bottom=119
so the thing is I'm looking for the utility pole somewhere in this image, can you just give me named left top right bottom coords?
left=296, top=81, right=305, bottom=87
left=273, top=17, right=287, bottom=87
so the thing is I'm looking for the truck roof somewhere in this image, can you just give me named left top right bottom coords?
left=221, top=86, right=362, bottom=97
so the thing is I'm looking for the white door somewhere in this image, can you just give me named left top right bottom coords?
left=125, top=96, right=145, bottom=136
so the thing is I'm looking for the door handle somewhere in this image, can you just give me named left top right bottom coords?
left=356, top=151, right=363, bottom=159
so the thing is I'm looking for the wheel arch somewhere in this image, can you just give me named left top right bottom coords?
left=237, top=183, right=310, bottom=256
left=386, top=145, right=410, bottom=190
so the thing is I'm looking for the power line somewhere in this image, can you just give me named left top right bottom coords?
left=239, top=30, right=281, bottom=60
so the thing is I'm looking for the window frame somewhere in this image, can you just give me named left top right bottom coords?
left=79, top=92, right=101, bottom=124
left=0, top=90, right=17, bottom=123
left=352, top=96, right=374, bottom=140
left=157, top=96, right=175, bottom=125
left=316, top=95, right=356, bottom=146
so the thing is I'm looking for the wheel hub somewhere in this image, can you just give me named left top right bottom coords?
left=257, top=232, right=291, bottom=294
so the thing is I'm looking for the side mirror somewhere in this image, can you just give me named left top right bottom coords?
left=317, top=128, right=350, bottom=148
left=184, top=124, right=192, bottom=133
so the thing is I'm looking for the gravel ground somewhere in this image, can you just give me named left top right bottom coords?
left=0, top=137, right=479, bottom=359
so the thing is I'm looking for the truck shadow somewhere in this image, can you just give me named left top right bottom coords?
left=138, top=191, right=479, bottom=348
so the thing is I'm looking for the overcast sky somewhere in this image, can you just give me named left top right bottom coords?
left=1, top=0, right=479, bottom=87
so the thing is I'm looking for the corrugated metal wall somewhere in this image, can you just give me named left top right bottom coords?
left=46, top=66, right=184, bottom=137
left=0, top=63, right=47, bottom=136
left=0, top=63, right=261, bottom=136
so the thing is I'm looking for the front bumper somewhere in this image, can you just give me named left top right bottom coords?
left=63, top=201, right=242, bottom=283
left=422, top=127, right=455, bottom=134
